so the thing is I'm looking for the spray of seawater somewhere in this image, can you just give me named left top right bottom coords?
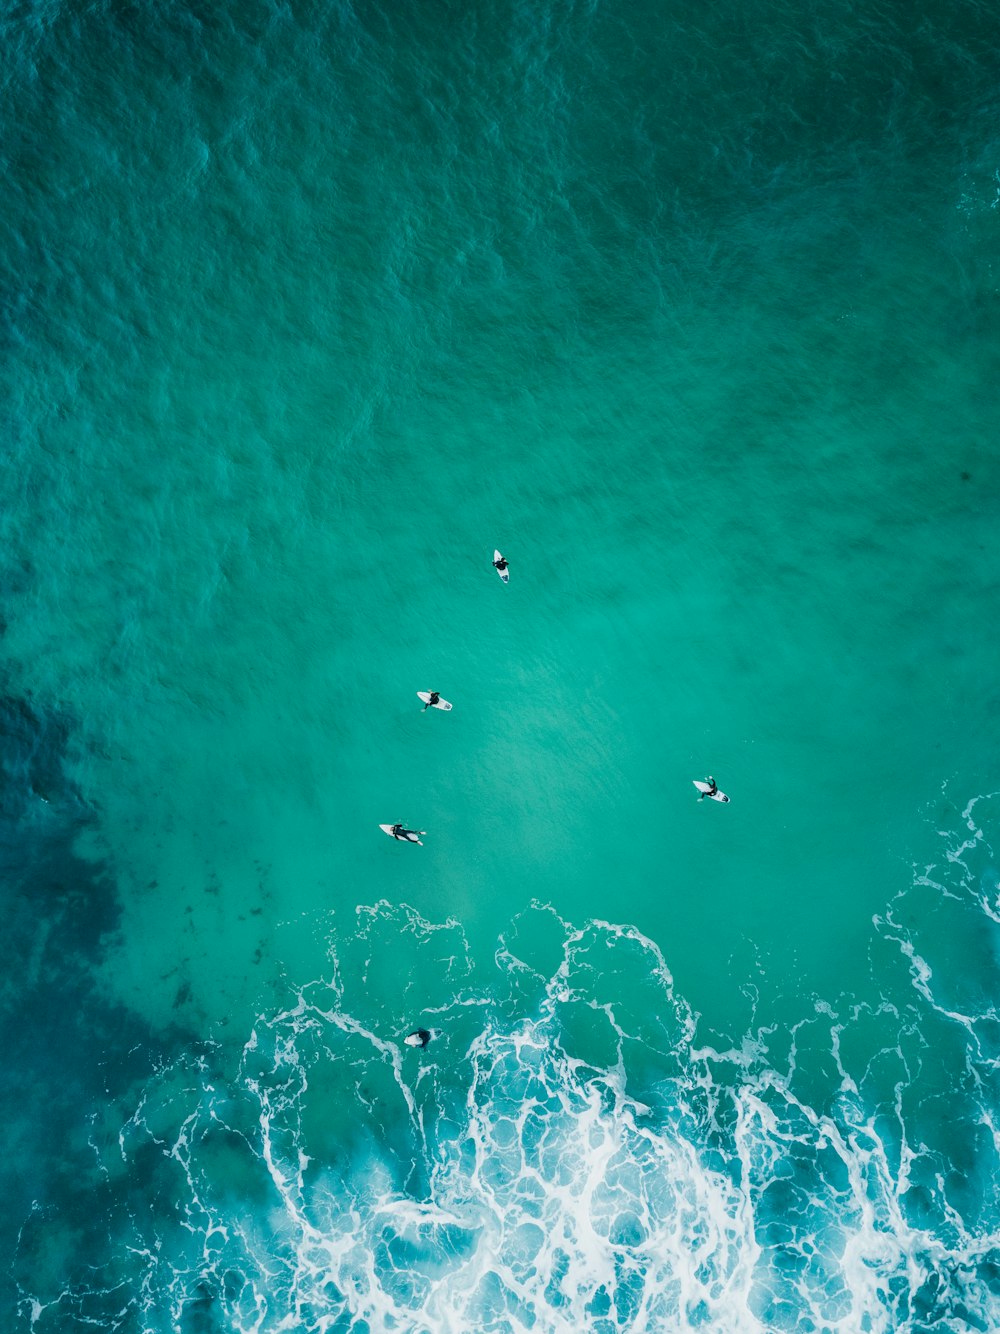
left=16, top=802, right=1000, bottom=1332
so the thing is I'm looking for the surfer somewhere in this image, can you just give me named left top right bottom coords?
left=493, top=553, right=509, bottom=573
left=381, top=822, right=425, bottom=844
left=404, top=1028, right=432, bottom=1048
left=423, top=691, right=441, bottom=711
left=698, top=776, right=719, bottom=801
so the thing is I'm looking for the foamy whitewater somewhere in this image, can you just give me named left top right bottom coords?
left=15, top=797, right=998, bottom=1332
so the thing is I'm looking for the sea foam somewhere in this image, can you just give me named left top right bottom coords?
left=19, top=825, right=1000, bottom=1334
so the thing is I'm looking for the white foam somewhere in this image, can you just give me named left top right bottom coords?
left=20, top=853, right=1000, bottom=1333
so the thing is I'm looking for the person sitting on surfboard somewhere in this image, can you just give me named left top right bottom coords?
left=423, top=691, right=441, bottom=711
left=699, top=776, right=719, bottom=801
left=493, top=553, right=509, bottom=572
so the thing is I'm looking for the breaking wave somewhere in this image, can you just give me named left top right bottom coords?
left=17, top=796, right=1000, bottom=1332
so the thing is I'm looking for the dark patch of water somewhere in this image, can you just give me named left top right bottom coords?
left=0, top=693, right=175, bottom=1327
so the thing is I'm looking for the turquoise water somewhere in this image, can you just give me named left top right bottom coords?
left=3, top=0, right=1000, bottom=1328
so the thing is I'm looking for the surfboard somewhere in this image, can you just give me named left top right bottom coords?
left=693, top=780, right=730, bottom=804
left=417, top=692, right=453, bottom=711
left=379, top=823, right=425, bottom=844
left=493, top=549, right=509, bottom=583
left=404, top=1028, right=432, bottom=1047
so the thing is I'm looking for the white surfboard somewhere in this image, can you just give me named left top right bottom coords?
left=493, top=549, right=509, bottom=583
left=379, top=823, right=425, bottom=845
left=417, top=692, right=453, bottom=711
left=693, top=780, right=730, bottom=804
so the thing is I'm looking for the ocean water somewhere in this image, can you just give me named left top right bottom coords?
left=2, top=0, right=1000, bottom=1328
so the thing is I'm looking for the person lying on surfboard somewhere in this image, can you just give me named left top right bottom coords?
left=383, top=822, right=425, bottom=843
left=423, top=691, right=441, bottom=711
left=698, top=776, right=719, bottom=801
left=493, top=553, right=509, bottom=572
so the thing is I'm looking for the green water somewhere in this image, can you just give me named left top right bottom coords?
left=9, top=153, right=995, bottom=1034
left=3, top=0, right=1000, bottom=1327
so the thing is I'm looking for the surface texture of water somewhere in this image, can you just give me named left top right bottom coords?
left=2, top=0, right=999, bottom=1327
